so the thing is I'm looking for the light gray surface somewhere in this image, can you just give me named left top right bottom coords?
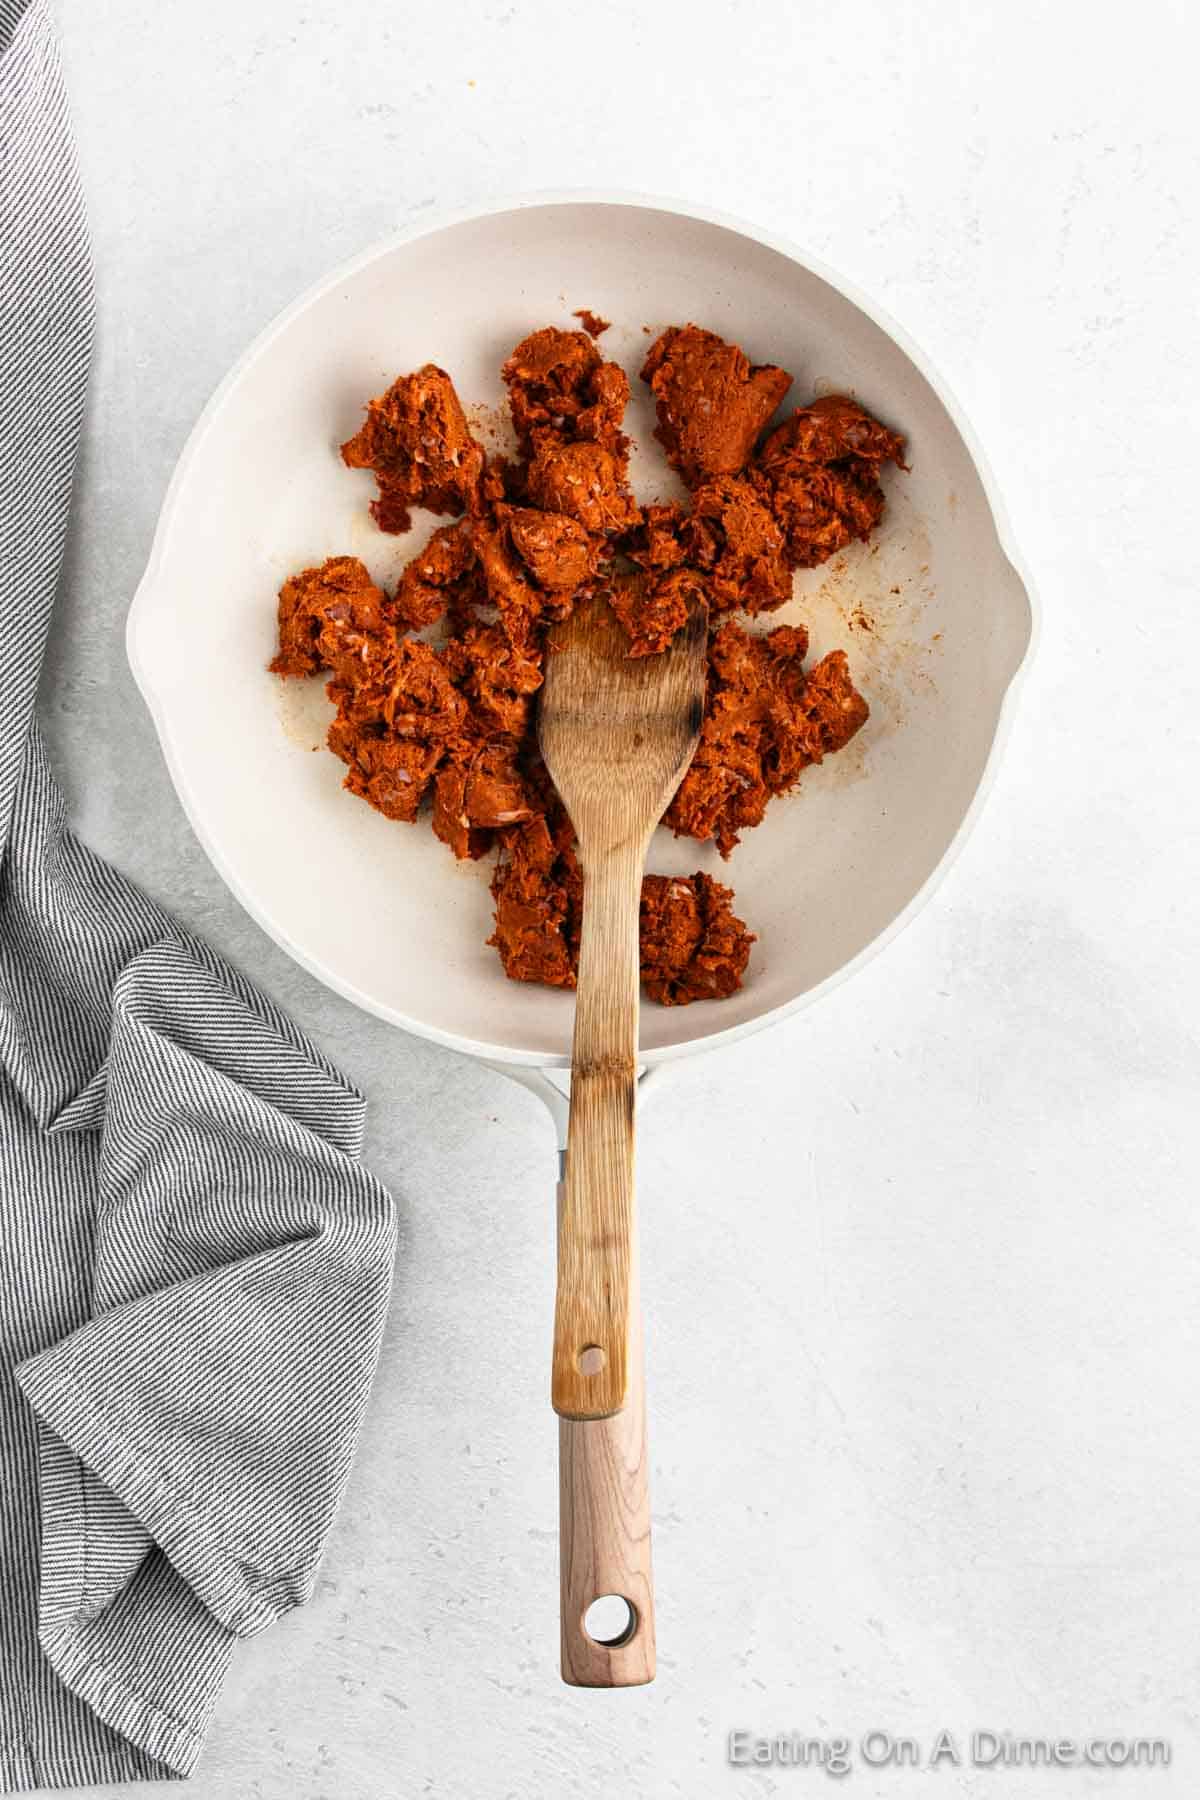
left=44, top=1, right=1200, bottom=1794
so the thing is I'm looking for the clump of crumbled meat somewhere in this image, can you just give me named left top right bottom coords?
left=325, top=726, right=444, bottom=825
left=639, top=873, right=755, bottom=1005
left=665, top=620, right=868, bottom=855
left=525, top=438, right=640, bottom=535
left=753, top=394, right=906, bottom=569
left=271, top=557, right=387, bottom=682
left=502, top=327, right=629, bottom=457
left=270, top=556, right=389, bottom=680
left=684, top=475, right=791, bottom=614
left=392, top=522, right=482, bottom=630
left=469, top=502, right=604, bottom=645
left=622, top=502, right=691, bottom=573
left=498, top=333, right=640, bottom=541
left=441, top=624, right=543, bottom=740
left=641, top=325, right=791, bottom=485
left=761, top=393, right=905, bottom=466
left=341, top=364, right=485, bottom=533
left=606, top=566, right=706, bottom=659
left=472, top=521, right=589, bottom=644
left=329, top=635, right=466, bottom=745
left=504, top=505, right=599, bottom=592
left=488, top=809, right=582, bottom=988
left=573, top=308, right=611, bottom=339
left=323, top=634, right=469, bottom=824
left=432, top=742, right=537, bottom=861
left=469, top=518, right=552, bottom=647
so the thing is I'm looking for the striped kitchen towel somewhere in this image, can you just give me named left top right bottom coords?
left=0, top=1, right=397, bottom=1790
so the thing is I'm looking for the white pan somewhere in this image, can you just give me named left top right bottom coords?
left=127, top=192, right=1036, bottom=1685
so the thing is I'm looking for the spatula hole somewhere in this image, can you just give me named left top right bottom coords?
left=584, top=1594, right=637, bottom=1647
left=577, top=1344, right=605, bottom=1376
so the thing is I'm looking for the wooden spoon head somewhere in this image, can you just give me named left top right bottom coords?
left=537, top=590, right=709, bottom=855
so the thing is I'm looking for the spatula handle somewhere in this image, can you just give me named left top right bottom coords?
left=552, top=839, right=643, bottom=1419
left=559, top=1197, right=655, bottom=1686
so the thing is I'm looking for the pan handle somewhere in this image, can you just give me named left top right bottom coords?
left=555, top=1170, right=655, bottom=1686
left=486, top=1060, right=659, bottom=1686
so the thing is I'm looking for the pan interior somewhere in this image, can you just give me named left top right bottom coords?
left=131, top=201, right=1032, bottom=1063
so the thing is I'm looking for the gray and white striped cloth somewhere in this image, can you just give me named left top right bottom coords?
left=0, top=2, right=397, bottom=1789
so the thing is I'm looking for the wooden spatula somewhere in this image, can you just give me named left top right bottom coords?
left=538, top=585, right=707, bottom=1684
left=539, top=587, right=708, bottom=1421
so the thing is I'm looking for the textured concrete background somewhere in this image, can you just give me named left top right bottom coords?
left=46, top=1, right=1200, bottom=1794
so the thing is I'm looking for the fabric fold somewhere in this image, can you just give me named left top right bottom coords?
left=15, top=924, right=395, bottom=1649
left=0, top=0, right=398, bottom=1789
